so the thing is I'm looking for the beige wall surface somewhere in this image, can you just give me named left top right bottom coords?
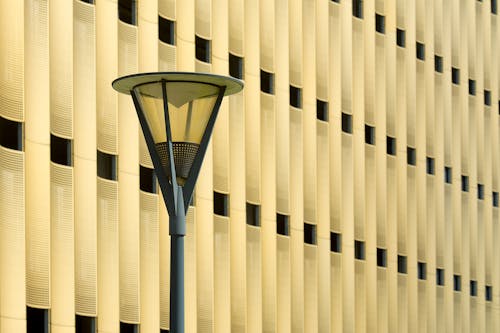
left=0, top=0, right=499, bottom=332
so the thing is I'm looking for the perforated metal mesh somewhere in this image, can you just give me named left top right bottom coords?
left=155, top=141, right=199, bottom=185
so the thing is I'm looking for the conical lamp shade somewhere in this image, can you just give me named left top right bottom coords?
left=133, top=81, right=219, bottom=185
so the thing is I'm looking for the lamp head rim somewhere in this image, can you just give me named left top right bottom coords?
left=112, top=72, right=244, bottom=96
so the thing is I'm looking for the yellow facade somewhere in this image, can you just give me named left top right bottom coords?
left=0, top=0, right=499, bottom=332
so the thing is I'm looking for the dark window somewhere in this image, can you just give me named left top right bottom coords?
left=396, top=29, right=406, bottom=47
left=478, top=184, right=484, bottom=200
left=330, top=232, right=341, bottom=253
left=27, top=307, right=49, bottom=333
left=161, top=330, right=170, bottom=333
left=246, top=203, right=260, bottom=227
left=260, top=70, right=275, bottom=94
left=76, top=315, right=96, bottom=333
left=0, top=116, right=23, bottom=151
left=354, top=240, right=365, bottom=260
left=140, top=165, right=157, bottom=193
left=51, top=134, right=72, bottom=166
left=387, top=136, right=396, bottom=155
left=304, top=223, right=317, bottom=245
left=470, top=280, right=478, bottom=296
left=375, top=14, right=385, bottom=33
left=377, top=248, right=387, bottom=267
left=407, top=147, right=416, bottom=166
left=331, top=0, right=340, bottom=2
left=492, top=0, right=498, bottom=14
left=159, top=16, right=175, bottom=45
left=97, top=150, right=117, bottom=181
left=195, top=35, right=211, bottom=63
left=277, top=213, right=290, bottom=236
left=416, top=42, right=425, bottom=60
left=462, top=175, right=469, bottom=192
left=341, top=113, right=352, bottom=133
left=353, top=0, right=363, bottom=18
left=397, top=255, right=407, bottom=274
left=426, top=157, right=435, bottom=175
left=452, top=67, right=460, bottom=84
left=229, top=53, right=244, bottom=79
left=445, top=166, right=452, bottom=184
left=436, top=268, right=445, bottom=286
left=484, top=90, right=491, bottom=106
left=493, top=191, right=499, bottom=207
left=214, top=191, right=229, bottom=216
left=418, top=262, right=427, bottom=280
left=469, top=79, right=476, bottom=95
left=118, top=0, right=137, bottom=25
left=317, top=100, right=329, bottom=121
left=290, top=85, right=302, bottom=108
left=80, top=0, right=94, bottom=3
left=120, top=322, right=139, bottom=333
left=365, top=125, right=375, bottom=145
left=435, top=55, right=443, bottom=73
left=453, top=274, right=461, bottom=291
left=486, top=286, right=493, bottom=301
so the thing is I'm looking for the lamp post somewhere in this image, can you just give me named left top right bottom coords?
left=112, top=72, right=243, bottom=333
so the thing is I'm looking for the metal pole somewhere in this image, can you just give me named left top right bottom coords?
left=169, top=234, right=184, bottom=333
left=169, top=185, right=186, bottom=333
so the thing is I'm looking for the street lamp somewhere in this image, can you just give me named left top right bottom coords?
left=112, top=72, right=243, bottom=333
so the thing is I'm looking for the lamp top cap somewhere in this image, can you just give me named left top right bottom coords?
left=112, top=72, right=244, bottom=96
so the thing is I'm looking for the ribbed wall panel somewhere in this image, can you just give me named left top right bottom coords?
left=0, top=148, right=26, bottom=327
left=245, top=75, right=261, bottom=203
left=246, top=226, right=262, bottom=332
left=96, top=0, right=118, bottom=154
left=158, top=42, right=177, bottom=71
left=0, top=1, right=24, bottom=121
left=74, top=158, right=97, bottom=316
left=304, top=245, right=318, bottom=332
left=118, top=173, right=140, bottom=323
left=228, top=0, right=244, bottom=55
left=25, top=142, right=50, bottom=308
left=214, top=216, right=230, bottom=333
left=50, top=0, right=73, bottom=138
left=259, top=0, right=274, bottom=72
left=261, top=90, right=277, bottom=332
left=277, top=236, right=291, bottom=332
left=50, top=163, right=74, bottom=329
left=195, top=59, right=212, bottom=73
left=139, top=192, right=159, bottom=333
left=25, top=0, right=50, bottom=310
left=196, top=197, right=214, bottom=332
left=213, top=96, right=230, bottom=193
left=195, top=0, right=211, bottom=39
left=97, top=178, right=119, bottom=333
left=117, top=16, right=140, bottom=324
left=118, top=22, right=138, bottom=77
left=229, top=90, right=246, bottom=332
left=158, top=0, right=175, bottom=20
left=73, top=0, right=97, bottom=317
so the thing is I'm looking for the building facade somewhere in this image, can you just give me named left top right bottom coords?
left=0, top=0, right=499, bottom=332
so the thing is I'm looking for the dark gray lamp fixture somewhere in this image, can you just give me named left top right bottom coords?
left=112, top=72, right=243, bottom=333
